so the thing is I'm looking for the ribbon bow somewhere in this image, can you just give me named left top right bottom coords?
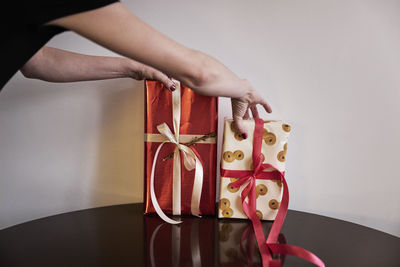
left=230, top=153, right=267, bottom=217
left=156, top=122, right=198, bottom=171
left=149, top=80, right=204, bottom=225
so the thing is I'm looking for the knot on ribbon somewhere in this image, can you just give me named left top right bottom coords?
left=229, top=153, right=267, bottom=191
left=253, top=153, right=265, bottom=176
left=157, top=122, right=196, bottom=171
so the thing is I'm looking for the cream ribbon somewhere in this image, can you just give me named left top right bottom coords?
left=149, top=80, right=204, bottom=224
left=145, top=133, right=216, bottom=144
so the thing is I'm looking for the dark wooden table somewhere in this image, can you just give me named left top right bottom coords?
left=0, top=203, right=399, bottom=267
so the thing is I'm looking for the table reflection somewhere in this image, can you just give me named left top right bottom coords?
left=144, top=216, right=286, bottom=267
left=2, top=204, right=398, bottom=267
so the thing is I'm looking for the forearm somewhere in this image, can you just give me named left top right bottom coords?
left=47, top=3, right=248, bottom=97
left=20, top=46, right=132, bottom=82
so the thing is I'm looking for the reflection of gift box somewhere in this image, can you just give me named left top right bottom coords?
left=218, top=119, right=291, bottom=220
left=144, top=80, right=218, bottom=220
left=218, top=220, right=286, bottom=267
left=218, top=221, right=261, bottom=267
left=144, top=216, right=216, bottom=267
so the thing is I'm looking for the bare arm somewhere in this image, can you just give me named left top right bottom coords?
left=20, top=46, right=175, bottom=89
left=47, top=2, right=271, bottom=137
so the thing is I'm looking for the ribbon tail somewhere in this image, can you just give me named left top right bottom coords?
left=268, top=243, right=325, bottom=267
left=250, top=217, right=273, bottom=267
left=172, top=147, right=182, bottom=215
left=240, top=179, right=272, bottom=267
left=267, top=173, right=289, bottom=243
left=150, top=142, right=182, bottom=224
left=190, top=148, right=203, bottom=217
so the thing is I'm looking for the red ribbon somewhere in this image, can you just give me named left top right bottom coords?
left=221, top=118, right=325, bottom=267
left=240, top=223, right=288, bottom=267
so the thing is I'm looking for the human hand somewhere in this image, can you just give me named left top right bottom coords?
left=231, top=79, right=272, bottom=139
left=126, top=59, right=176, bottom=91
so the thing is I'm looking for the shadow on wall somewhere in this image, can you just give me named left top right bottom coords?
left=91, top=79, right=145, bottom=206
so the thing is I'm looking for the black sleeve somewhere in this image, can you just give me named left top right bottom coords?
left=0, top=0, right=119, bottom=90
left=17, top=0, right=120, bottom=27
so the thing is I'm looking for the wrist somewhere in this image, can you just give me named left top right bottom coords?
left=178, top=50, right=216, bottom=89
left=234, top=79, right=254, bottom=100
left=120, top=57, right=136, bottom=78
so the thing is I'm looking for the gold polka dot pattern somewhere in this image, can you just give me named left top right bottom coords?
left=256, top=184, right=268, bottom=196
left=223, top=151, right=235, bottom=162
left=233, top=150, right=244, bottom=160
left=227, top=183, right=239, bottom=193
left=219, top=198, right=234, bottom=218
left=263, top=129, right=276, bottom=145
left=222, top=208, right=233, bottom=218
left=277, top=143, right=288, bottom=162
left=269, top=199, right=280, bottom=210
left=220, top=198, right=231, bottom=210
left=282, top=124, right=291, bottom=132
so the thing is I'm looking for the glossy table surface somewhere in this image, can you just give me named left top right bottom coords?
left=0, top=203, right=399, bottom=267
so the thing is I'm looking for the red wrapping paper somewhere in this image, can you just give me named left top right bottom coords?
left=144, top=80, right=218, bottom=215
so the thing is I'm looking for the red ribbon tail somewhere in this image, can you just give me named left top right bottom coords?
left=250, top=217, right=272, bottom=267
left=268, top=243, right=325, bottom=267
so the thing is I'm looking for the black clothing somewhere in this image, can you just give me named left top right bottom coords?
left=1, top=0, right=118, bottom=90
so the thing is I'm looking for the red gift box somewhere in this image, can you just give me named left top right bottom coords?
left=144, top=80, right=218, bottom=220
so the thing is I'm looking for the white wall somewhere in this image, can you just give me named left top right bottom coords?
left=1, top=0, right=399, bottom=236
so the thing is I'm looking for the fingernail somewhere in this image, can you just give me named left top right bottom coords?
left=170, top=85, right=176, bottom=91
left=242, top=133, right=247, bottom=139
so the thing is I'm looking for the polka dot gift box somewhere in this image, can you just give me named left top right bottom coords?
left=217, top=118, right=325, bottom=267
left=218, top=119, right=291, bottom=221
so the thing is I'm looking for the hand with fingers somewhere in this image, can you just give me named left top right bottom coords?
left=126, top=60, right=176, bottom=91
left=230, top=79, right=272, bottom=139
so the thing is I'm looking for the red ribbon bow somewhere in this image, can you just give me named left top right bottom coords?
left=221, top=118, right=325, bottom=267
